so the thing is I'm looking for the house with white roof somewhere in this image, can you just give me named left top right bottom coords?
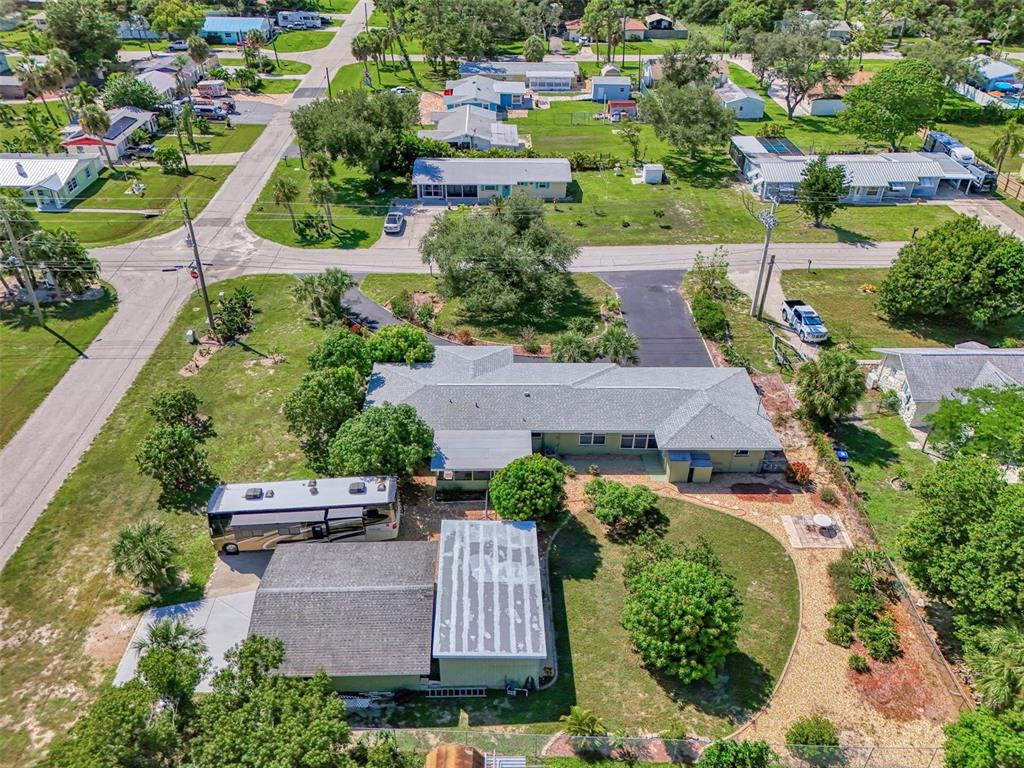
left=868, top=346, right=1024, bottom=428
left=0, top=154, right=101, bottom=210
left=714, top=82, right=764, bottom=119
left=412, top=158, right=570, bottom=201
left=459, top=60, right=579, bottom=91
left=61, top=106, right=157, bottom=163
left=418, top=106, right=521, bottom=150
left=367, top=345, right=783, bottom=490
left=443, top=75, right=530, bottom=116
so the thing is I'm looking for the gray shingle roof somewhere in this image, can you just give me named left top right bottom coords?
left=411, top=158, right=571, bottom=186
left=367, top=346, right=782, bottom=451
left=418, top=105, right=520, bottom=148
left=876, top=348, right=1024, bottom=403
left=433, top=520, right=546, bottom=659
left=248, top=543, right=436, bottom=677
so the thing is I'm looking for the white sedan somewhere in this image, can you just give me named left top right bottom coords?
left=391, top=86, right=416, bottom=95
left=383, top=212, right=405, bottom=234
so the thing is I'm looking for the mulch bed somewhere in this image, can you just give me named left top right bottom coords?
left=752, top=373, right=797, bottom=417
left=730, top=482, right=795, bottom=504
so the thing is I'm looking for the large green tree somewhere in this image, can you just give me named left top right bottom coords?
left=408, top=0, right=525, bottom=73
left=102, top=73, right=167, bottom=110
left=366, top=324, right=434, bottom=365
left=46, top=0, right=120, bottom=70
left=641, top=82, right=736, bottom=158
left=622, top=556, right=742, bottom=683
left=796, top=154, right=847, bottom=227
left=284, top=366, right=365, bottom=472
left=188, top=637, right=351, bottom=768
left=877, top=215, right=1024, bottom=330
left=292, top=268, right=355, bottom=327
left=899, top=455, right=1024, bottom=630
left=135, top=424, right=214, bottom=505
left=839, top=59, right=945, bottom=149
left=420, top=191, right=577, bottom=324
left=326, top=403, right=434, bottom=477
left=795, top=349, right=865, bottom=425
left=148, top=0, right=206, bottom=39
left=308, top=328, right=373, bottom=378
left=942, top=708, right=1024, bottom=768
left=926, top=386, right=1024, bottom=465
left=659, top=34, right=718, bottom=86
left=489, top=454, right=568, bottom=524
left=24, top=228, right=99, bottom=295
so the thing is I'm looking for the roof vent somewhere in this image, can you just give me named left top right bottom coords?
left=307, top=478, right=318, bottom=495
left=523, top=391, right=530, bottom=397
left=265, top=489, right=274, bottom=498
left=376, top=479, right=387, bottom=491
left=15, top=162, right=26, bottom=177
left=349, top=481, right=367, bottom=494
left=244, top=487, right=263, bottom=500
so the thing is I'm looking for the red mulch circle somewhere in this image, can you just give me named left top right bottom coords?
left=730, top=482, right=795, bottom=504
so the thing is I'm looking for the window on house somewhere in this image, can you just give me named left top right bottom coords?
left=471, top=471, right=493, bottom=481
left=536, top=181, right=550, bottom=189
left=531, top=432, right=543, bottom=439
left=85, top=167, right=92, bottom=178
left=734, top=449, right=749, bottom=456
left=620, top=433, right=657, bottom=449
left=67, top=177, right=78, bottom=192
left=579, top=433, right=606, bottom=446
left=451, top=471, right=473, bottom=481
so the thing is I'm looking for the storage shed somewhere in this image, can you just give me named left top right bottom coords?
left=592, top=75, right=631, bottom=102
left=433, top=520, right=548, bottom=689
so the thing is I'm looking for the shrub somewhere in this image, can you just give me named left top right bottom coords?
left=721, top=343, right=751, bottom=371
left=326, top=403, right=434, bottom=477
left=215, top=287, right=256, bottom=341
left=135, top=425, right=213, bottom=507
left=879, top=388, right=902, bottom=413
left=588, top=464, right=600, bottom=476
left=819, top=485, right=837, bottom=504
left=389, top=290, right=414, bottom=321
left=826, top=622, right=854, bottom=647
left=785, top=715, right=840, bottom=761
left=565, top=464, right=577, bottom=477
left=307, top=329, right=372, bottom=378
left=848, top=653, right=870, bottom=673
left=859, top=283, right=876, bottom=293
left=489, top=455, right=568, bottom=525
left=857, top=612, right=901, bottom=661
left=785, top=461, right=812, bottom=485
left=414, top=302, right=435, bottom=328
left=296, top=209, right=330, bottom=239
left=153, top=146, right=185, bottom=174
left=584, top=478, right=659, bottom=534
left=567, top=151, right=617, bottom=171
left=756, top=122, right=785, bottom=137
left=367, top=324, right=434, bottom=365
left=148, top=386, right=212, bottom=438
left=519, top=326, right=541, bottom=354
left=454, top=329, right=474, bottom=345
left=697, top=740, right=780, bottom=767
left=690, top=295, right=728, bottom=342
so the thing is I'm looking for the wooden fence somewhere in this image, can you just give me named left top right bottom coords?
left=998, top=172, right=1024, bottom=203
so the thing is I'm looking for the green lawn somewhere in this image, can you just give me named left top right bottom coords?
left=0, top=275, right=325, bottom=767
left=359, top=273, right=614, bottom=343
left=153, top=123, right=265, bottom=154
left=779, top=268, right=1024, bottom=355
left=119, top=38, right=171, bottom=51
left=35, top=166, right=233, bottom=246
left=0, top=100, right=70, bottom=144
left=218, top=57, right=311, bottom=75
left=255, top=77, right=300, bottom=94
left=834, top=402, right=933, bottom=561
left=350, top=498, right=798, bottom=736
left=332, top=61, right=446, bottom=93
left=0, top=286, right=117, bottom=448
left=247, top=159, right=409, bottom=248
left=316, top=0, right=358, bottom=11
left=272, top=29, right=335, bottom=52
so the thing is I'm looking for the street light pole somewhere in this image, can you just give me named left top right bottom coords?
left=176, top=194, right=217, bottom=336
left=749, top=197, right=779, bottom=317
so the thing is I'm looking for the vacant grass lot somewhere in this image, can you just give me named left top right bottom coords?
left=0, top=101, right=70, bottom=144
left=218, top=57, right=311, bottom=75
left=154, top=123, right=265, bottom=154
left=359, top=273, right=613, bottom=343
left=332, top=61, right=445, bottom=92
left=247, top=159, right=410, bottom=248
left=35, top=166, right=233, bottom=246
left=0, top=276, right=322, bottom=767
left=0, top=286, right=117, bottom=448
left=254, top=77, right=300, bottom=94
left=273, top=29, right=336, bottom=51
left=779, top=268, right=1024, bottom=355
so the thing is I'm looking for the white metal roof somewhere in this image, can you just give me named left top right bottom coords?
left=731, top=135, right=766, bottom=155
left=412, top=157, right=571, bottom=186
left=715, top=82, right=763, bottom=104
left=753, top=152, right=970, bottom=187
left=433, top=520, right=547, bottom=659
left=461, top=60, right=579, bottom=77
left=592, top=76, right=631, bottom=86
left=431, top=430, right=533, bottom=471
left=0, top=154, right=96, bottom=192
left=207, top=476, right=397, bottom=515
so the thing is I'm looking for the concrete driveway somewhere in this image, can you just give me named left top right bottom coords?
left=373, top=199, right=443, bottom=250
left=596, top=270, right=712, bottom=367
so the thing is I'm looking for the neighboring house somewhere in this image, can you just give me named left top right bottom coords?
left=0, top=154, right=101, bottom=210
left=0, top=12, right=22, bottom=31
left=714, top=82, right=765, bottom=119
left=806, top=69, right=874, bottom=116
left=248, top=542, right=437, bottom=691
left=134, top=53, right=218, bottom=96
left=60, top=106, right=157, bottom=162
left=276, top=10, right=321, bottom=27
left=412, top=158, right=570, bottom=201
left=591, top=75, right=631, bottom=102
left=0, top=75, right=24, bottom=100
left=600, top=63, right=621, bottom=76
left=730, top=136, right=975, bottom=202
left=137, top=70, right=177, bottom=100
left=642, top=58, right=725, bottom=92
left=606, top=99, right=637, bottom=119
left=199, top=15, right=274, bottom=44
left=868, top=346, right=1024, bottom=428
left=622, top=17, right=647, bottom=41
left=459, top=60, right=579, bottom=91
left=29, top=11, right=45, bottom=30
left=644, top=13, right=674, bottom=30
left=777, top=11, right=851, bottom=42
left=443, top=75, right=530, bottom=115
left=367, top=345, right=783, bottom=489
left=967, top=55, right=1020, bottom=91
left=418, top=106, right=521, bottom=150
left=426, top=745, right=526, bottom=768
left=118, top=16, right=163, bottom=40
left=563, top=18, right=584, bottom=42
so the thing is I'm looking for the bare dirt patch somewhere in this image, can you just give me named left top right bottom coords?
left=242, top=353, right=286, bottom=368
left=84, top=607, right=137, bottom=667
left=730, top=482, right=796, bottom=504
left=418, top=91, right=443, bottom=122
left=179, top=337, right=225, bottom=376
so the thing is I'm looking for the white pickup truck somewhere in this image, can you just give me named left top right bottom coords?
left=781, top=300, right=829, bottom=343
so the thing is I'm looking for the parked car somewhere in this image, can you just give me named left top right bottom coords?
left=383, top=212, right=405, bottom=234
left=132, top=144, right=157, bottom=158
left=391, top=86, right=415, bottom=95
left=167, top=40, right=188, bottom=51
left=781, top=299, right=829, bottom=343
left=193, top=104, right=227, bottom=121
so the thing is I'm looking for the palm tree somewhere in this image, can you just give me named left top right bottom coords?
left=272, top=177, right=300, bottom=231
left=292, top=268, right=355, bottom=326
left=370, top=27, right=392, bottom=77
left=244, top=29, right=266, bottom=70
left=307, top=151, right=334, bottom=181
left=187, top=35, right=211, bottom=75
left=352, top=31, right=376, bottom=81
left=989, top=118, right=1024, bottom=175
left=79, top=105, right=115, bottom=169
left=965, top=626, right=1024, bottom=712
left=178, top=102, right=197, bottom=150
left=560, top=705, right=605, bottom=752
left=132, top=616, right=207, bottom=655
left=16, top=60, right=59, bottom=126
left=551, top=330, right=595, bottom=363
left=45, top=49, right=78, bottom=121
left=598, top=323, right=639, bottom=365
left=111, top=520, right=180, bottom=594
left=172, top=53, right=190, bottom=94
left=22, top=105, right=58, bottom=154
left=309, top=179, right=335, bottom=228
left=69, top=82, right=98, bottom=121
left=794, top=349, right=865, bottom=424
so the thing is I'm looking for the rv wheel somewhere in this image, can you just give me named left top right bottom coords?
left=223, top=543, right=240, bottom=555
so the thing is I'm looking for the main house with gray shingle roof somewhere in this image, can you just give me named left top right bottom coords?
left=868, top=345, right=1024, bottom=428
left=367, top=345, right=782, bottom=489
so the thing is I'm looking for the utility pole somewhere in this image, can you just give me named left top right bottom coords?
left=177, top=195, right=217, bottom=336
left=757, top=254, right=775, bottom=320
left=749, top=197, right=779, bottom=317
left=326, top=67, right=333, bottom=99
left=1, top=209, right=43, bottom=325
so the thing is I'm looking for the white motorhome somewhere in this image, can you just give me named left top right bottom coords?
left=276, top=10, right=321, bottom=27
left=207, top=476, right=400, bottom=553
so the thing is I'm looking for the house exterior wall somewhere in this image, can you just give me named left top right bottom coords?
left=438, top=657, right=544, bottom=688
left=623, top=29, right=645, bottom=41
left=592, top=82, right=631, bottom=102
left=417, top=180, right=566, bottom=201
left=330, top=673, right=424, bottom=692
left=723, top=97, right=764, bottom=119
left=17, top=160, right=100, bottom=210
left=645, top=28, right=686, bottom=38
left=808, top=97, right=846, bottom=116
left=867, top=357, right=921, bottom=427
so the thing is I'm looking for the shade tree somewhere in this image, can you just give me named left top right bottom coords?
left=367, top=324, right=434, bottom=365
left=925, top=386, right=1024, bottom=465
left=284, top=366, right=365, bottom=472
left=46, top=0, right=120, bottom=70
left=326, top=403, right=434, bottom=477
left=839, top=59, right=946, bottom=149
left=489, top=454, right=568, bottom=525
left=640, top=82, right=736, bottom=158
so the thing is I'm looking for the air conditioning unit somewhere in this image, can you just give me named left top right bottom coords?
left=443, top=471, right=454, bottom=480
left=244, top=487, right=263, bottom=500
left=349, top=481, right=367, bottom=494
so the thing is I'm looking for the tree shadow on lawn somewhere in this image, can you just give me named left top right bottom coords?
left=455, top=285, right=599, bottom=341
left=0, top=285, right=116, bottom=332
left=661, top=151, right=736, bottom=189
left=834, top=421, right=899, bottom=471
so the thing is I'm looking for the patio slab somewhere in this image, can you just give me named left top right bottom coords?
left=781, top=514, right=853, bottom=549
